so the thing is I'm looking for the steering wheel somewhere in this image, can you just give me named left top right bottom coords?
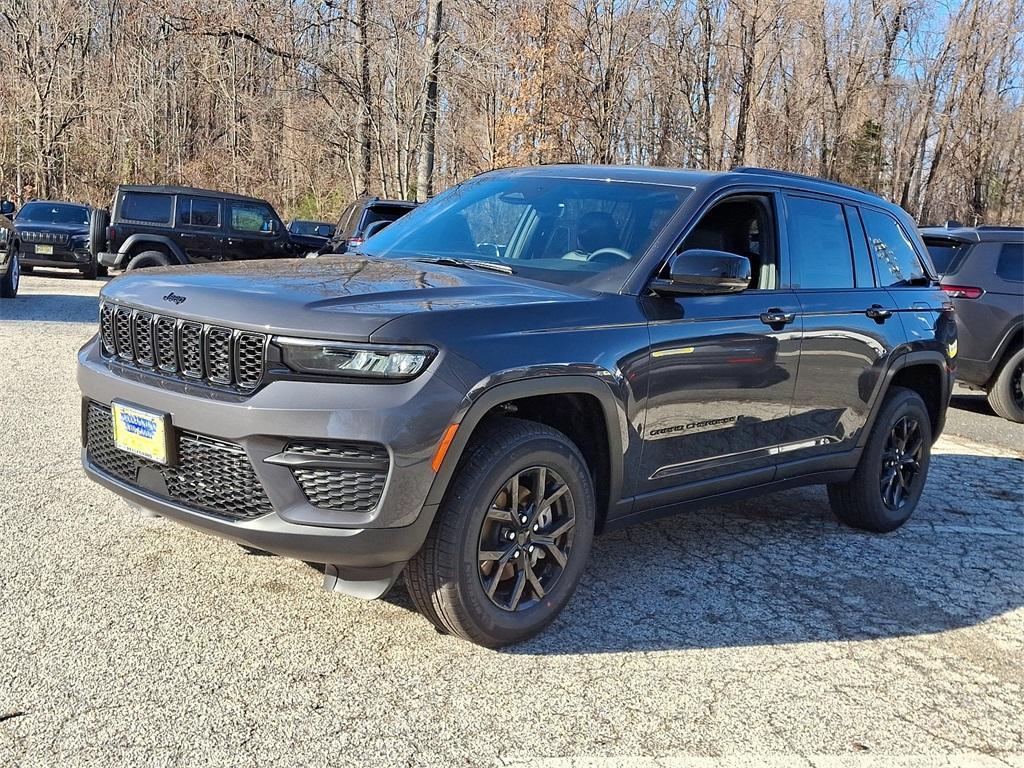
left=585, top=247, right=632, bottom=264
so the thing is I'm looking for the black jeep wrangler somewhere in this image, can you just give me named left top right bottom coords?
left=80, top=165, right=956, bottom=647
left=97, top=185, right=305, bottom=271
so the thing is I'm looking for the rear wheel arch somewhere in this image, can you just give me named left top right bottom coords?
left=425, top=376, right=626, bottom=533
left=122, top=236, right=187, bottom=265
left=883, top=356, right=948, bottom=440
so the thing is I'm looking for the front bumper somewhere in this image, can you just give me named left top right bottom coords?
left=78, top=337, right=465, bottom=568
left=22, top=244, right=92, bottom=268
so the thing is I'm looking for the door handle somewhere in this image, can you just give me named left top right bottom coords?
left=179, top=233, right=197, bottom=239
left=760, top=309, right=796, bottom=326
left=865, top=304, right=893, bottom=321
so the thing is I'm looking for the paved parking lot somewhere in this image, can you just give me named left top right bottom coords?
left=1, top=273, right=1022, bottom=767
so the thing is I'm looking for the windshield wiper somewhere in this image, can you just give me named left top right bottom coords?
left=410, top=256, right=514, bottom=274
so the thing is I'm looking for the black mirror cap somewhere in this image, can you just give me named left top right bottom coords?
left=0, top=201, right=14, bottom=216
left=652, top=249, right=752, bottom=296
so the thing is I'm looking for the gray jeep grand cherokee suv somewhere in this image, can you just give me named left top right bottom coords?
left=79, top=166, right=955, bottom=647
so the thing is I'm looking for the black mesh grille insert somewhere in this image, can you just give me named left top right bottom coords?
left=114, top=306, right=133, bottom=359
left=99, top=302, right=266, bottom=393
left=85, top=402, right=274, bottom=520
left=235, top=333, right=265, bottom=389
left=155, top=316, right=178, bottom=372
left=179, top=322, right=204, bottom=378
left=292, top=468, right=386, bottom=512
left=99, top=304, right=116, bottom=354
left=206, top=327, right=233, bottom=385
left=133, top=312, right=155, bottom=365
left=284, top=441, right=389, bottom=512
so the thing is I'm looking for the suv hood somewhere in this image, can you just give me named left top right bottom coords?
left=16, top=222, right=89, bottom=235
left=101, top=255, right=586, bottom=341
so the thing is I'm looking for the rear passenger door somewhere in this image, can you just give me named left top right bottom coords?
left=782, top=195, right=906, bottom=467
left=175, top=195, right=224, bottom=263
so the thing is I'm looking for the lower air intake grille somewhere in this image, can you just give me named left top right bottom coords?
left=292, top=468, right=387, bottom=512
left=284, top=441, right=389, bottom=512
left=85, top=402, right=274, bottom=520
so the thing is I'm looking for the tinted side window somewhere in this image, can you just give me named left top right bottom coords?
left=121, top=192, right=172, bottom=225
left=230, top=202, right=275, bottom=234
left=786, top=196, right=854, bottom=289
left=178, top=197, right=220, bottom=228
left=996, top=242, right=1023, bottom=282
left=862, top=209, right=926, bottom=286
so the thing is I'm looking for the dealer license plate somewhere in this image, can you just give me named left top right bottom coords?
left=111, top=401, right=173, bottom=465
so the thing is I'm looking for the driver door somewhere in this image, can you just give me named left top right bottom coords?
left=635, top=190, right=802, bottom=508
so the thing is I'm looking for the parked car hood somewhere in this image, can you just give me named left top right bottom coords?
left=100, top=255, right=586, bottom=341
left=15, top=221, right=89, bottom=234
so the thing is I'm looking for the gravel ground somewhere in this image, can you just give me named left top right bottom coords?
left=1, top=273, right=1022, bottom=767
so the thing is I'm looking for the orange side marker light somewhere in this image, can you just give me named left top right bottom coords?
left=431, top=424, right=459, bottom=472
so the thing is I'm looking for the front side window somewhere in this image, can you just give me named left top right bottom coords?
left=120, top=192, right=172, bottom=225
left=16, top=202, right=90, bottom=225
left=362, top=175, right=690, bottom=288
left=230, top=202, right=276, bottom=234
left=862, top=209, right=927, bottom=286
left=786, top=196, right=854, bottom=289
left=680, top=194, right=777, bottom=289
left=996, top=242, right=1023, bottom=282
left=178, top=197, right=220, bottom=228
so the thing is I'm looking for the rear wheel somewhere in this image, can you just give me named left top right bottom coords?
left=828, top=386, right=932, bottom=533
left=986, top=348, right=1024, bottom=423
left=126, top=250, right=172, bottom=270
left=80, top=260, right=98, bottom=280
left=405, top=418, right=595, bottom=647
left=0, top=246, right=19, bottom=298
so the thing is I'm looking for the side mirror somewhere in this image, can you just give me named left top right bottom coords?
left=0, top=200, right=14, bottom=216
left=651, top=249, right=751, bottom=296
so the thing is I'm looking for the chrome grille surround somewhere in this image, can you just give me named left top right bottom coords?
left=21, top=230, right=70, bottom=246
left=99, top=301, right=266, bottom=393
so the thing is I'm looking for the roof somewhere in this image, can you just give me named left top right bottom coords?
left=919, top=224, right=1024, bottom=243
left=115, top=184, right=268, bottom=204
left=490, top=164, right=893, bottom=207
left=22, top=199, right=90, bottom=209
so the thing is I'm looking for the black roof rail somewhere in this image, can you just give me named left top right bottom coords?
left=976, top=225, right=1024, bottom=231
left=731, top=166, right=879, bottom=198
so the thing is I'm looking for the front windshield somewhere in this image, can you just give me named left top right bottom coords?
left=17, top=202, right=90, bottom=225
left=361, top=175, right=690, bottom=288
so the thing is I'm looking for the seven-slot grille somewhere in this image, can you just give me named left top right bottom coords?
left=21, top=231, right=70, bottom=246
left=85, top=402, right=274, bottom=520
left=99, top=302, right=266, bottom=392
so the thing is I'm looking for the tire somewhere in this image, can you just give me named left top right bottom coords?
left=97, top=264, right=108, bottom=278
left=126, top=250, right=172, bottom=270
left=0, top=246, right=19, bottom=298
left=827, top=386, right=932, bottom=533
left=20, top=263, right=32, bottom=274
left=405, top=417, right=596, bottom=647
left=986, top=347, right=1024, bottom=423
left=80, top=259, right=98, bottom=280
left=88, top=207, right=109, bottom=258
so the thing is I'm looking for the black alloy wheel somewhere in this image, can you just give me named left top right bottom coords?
left=477, top=466, right=576, bottom=612
left=879, top=415, right=924, bottom=511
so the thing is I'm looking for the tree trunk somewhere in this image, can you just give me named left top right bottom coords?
left=416, top=0, right=443, bottom=203
left=355, top=0, right=372, bottom=195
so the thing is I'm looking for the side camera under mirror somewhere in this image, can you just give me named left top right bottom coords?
left=651, top=249, right=752, bottom=297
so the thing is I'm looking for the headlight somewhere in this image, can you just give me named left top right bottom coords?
left=274, top=337, right=435, bottom=380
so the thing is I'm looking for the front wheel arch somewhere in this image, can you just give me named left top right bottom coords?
left=424, top=375, right=627, bottom=531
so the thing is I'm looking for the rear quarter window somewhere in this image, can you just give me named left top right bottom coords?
left=120, top=192, right=172, bottom=225
left=862, top=208, right=927, bottom=286
left=996, top=242, right=1023, bottom=282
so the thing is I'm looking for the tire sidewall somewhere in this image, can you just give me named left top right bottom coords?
left=860, top=390, right=932, bottom=530
left=449, top=436, right=595, bottom=643
left=992, top=349, right=1024, bottom=422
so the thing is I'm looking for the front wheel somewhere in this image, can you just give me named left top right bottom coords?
left=1, top=247, right=20, bottom=298
left=405, top=418, right=595, bottom=647
left=828, top=386, right=932, bottom=533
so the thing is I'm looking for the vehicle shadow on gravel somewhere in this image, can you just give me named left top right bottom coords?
left=0, top=293, right=101, bottom=323
left=388, top=451, right=1023, bottom=654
